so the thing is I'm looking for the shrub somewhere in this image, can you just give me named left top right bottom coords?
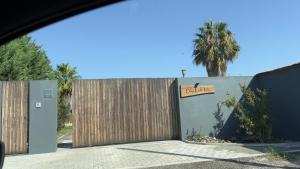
left=57, top=97, right=70, bottom=131
left=265, top=147, right=295, bottom=161
left=225, top=84, right=272, bottom=142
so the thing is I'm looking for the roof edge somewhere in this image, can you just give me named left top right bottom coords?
left=256, top=61, right=300, bottom=77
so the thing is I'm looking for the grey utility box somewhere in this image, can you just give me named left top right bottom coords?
left=29, top=80, right=57, bottom=154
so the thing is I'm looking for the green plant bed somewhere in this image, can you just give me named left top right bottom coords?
left=187, top=135, right=231, bottom=144
left=265, top=147, right=296, bottom=161
left=229, top=136, right=286, bottom=144
left=186, top=134, right=287, bottom=144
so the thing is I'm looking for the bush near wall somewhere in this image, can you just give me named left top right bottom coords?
left=57, top=97, right=70, bottom=131
left=226, top=84, right=272, bottom=143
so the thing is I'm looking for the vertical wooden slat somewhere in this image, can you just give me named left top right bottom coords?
left=1, top=81, right=28, bottom=154
left=72, top=78, right=180, bottom=147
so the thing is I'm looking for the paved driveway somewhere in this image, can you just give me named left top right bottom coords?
left=2, top=140, right=277, bottom=169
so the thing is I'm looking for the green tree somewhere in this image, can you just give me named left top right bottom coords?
left=225, top=85, right=272, bottom=142
left=0, top=35, right=53, bottom=80
left=193, top=21, right=240, bottom=77
left=57, top=97, right=70, bottom=131
left=0, top=36, right=80, bottom=131
left=54, top=63, right=80, bottom=130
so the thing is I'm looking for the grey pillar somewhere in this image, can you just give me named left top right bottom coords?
left=28, top=80, right=57, bottom=154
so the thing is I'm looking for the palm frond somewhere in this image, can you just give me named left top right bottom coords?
left=193, top=21, right=240, bottom=76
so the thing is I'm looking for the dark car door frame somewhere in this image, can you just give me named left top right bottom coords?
left=0, top=0, right=123, bottom=45
left=0, top=1, right=123, bottom=168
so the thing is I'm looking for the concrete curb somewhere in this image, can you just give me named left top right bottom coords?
left=183, top=140, right=300, bottom=147
left=57, top=134, right=67, bottom=142
left=57, top=133, right=72, bottom=143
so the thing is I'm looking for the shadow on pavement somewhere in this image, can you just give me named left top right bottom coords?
left=242, top=144, right=300, bottom=166
left=118, top=147, right=299, bottom=169
left=57, top=143, right=72, bottom=149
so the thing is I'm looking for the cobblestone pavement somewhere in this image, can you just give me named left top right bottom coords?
left=3, top=140, right=300, bottom=169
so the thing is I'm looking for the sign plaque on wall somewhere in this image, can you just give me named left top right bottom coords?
left=180, top=85, right=215, bottom=97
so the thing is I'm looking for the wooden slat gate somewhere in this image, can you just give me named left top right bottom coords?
left=1, top=81, right=28, bottom=154
left=72, top=78, right=180, bottom=147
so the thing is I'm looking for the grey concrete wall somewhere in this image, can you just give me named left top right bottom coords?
left=256, top=64, right=300, bottom=141
left=177, top=76, right=256, bottom=140
left=28, top=80, right=57, bottom=154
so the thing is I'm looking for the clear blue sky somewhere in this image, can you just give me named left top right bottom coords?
left=30, top=0, right=300, bottom=78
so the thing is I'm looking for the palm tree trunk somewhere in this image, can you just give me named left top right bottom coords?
left=206, top=64, right=226, bottom=77
left=218, top=65, right=222, bottom=76
left=206, top=67, right=219, bottom=77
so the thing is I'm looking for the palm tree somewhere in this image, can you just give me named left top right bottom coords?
left=54, top=63, right=80, bottom=106
left=55, top=63, right=80, bottom=130
left=193, top=21, right=240, bottom=76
